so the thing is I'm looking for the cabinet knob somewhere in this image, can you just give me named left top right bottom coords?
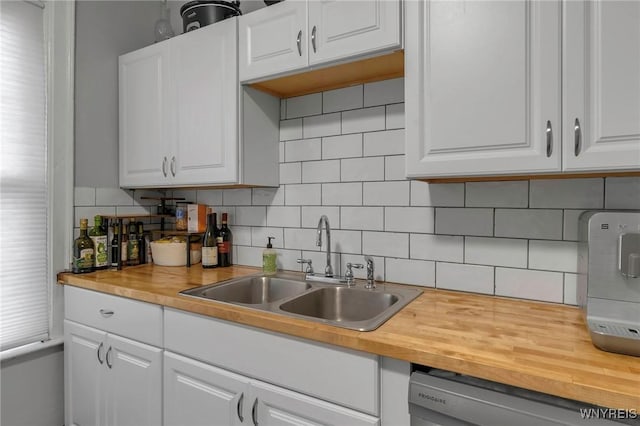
left=99, top=309, right=114, bottom=318
left=170, top=156, right=176, bottom=177
left=296, top=30, right=302, bottom=56
left=574, top=118, right=582, bottom=156
left=236, top=393, right=244, bottom=422
left=251, top=398, right=259, bottom=425
left=162, top=157, right=168, bottom=177
left=545, top=120, right=553, bottom=158
left=311, top=26, right=317, bottom=53
left=96, top=342, right=104, bottom=364
left=106, top=346, right=113, bottom=369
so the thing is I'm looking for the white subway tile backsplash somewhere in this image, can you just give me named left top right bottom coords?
left=235, top=206, right=266, bottom=226
left=96, top=188, right=134, bottom=206
left=303, top=113, right=341, bottom=138
left=279, top=118, right=303, bottom=141
left=196, top=190, right=224, bottom=207
left=385, top=155, right=405, bottom=181
left=530, top=178, right=604, bottom=209
left=331, top=230, right=362, bottom=254
left=465, top=237, right=527, bottom=268
left=280, top=163, right=302, bottom=185
left=529, top=240, right=579, bottom=273
left=323, top=85, right=363, bottom=113
left=385, top=207, right=434, bottom=233
left=563, top=210, right=587, bottom=241
left=251, top=227, right=284, bottom=248
left=286, top=93, right=322, bottom=119
left=266, top=206, right=301, bottom=228
left=605, top=177, right=640, bottom=209
left=253, top=187, right=284, bottom=206
left=74, top=187, right=95, bottom=206
left=223, top=189, right=252, bottom=206
left=466, top=181, right=528, bottom=208
left=75, top=206, right=115, bottom=225
left=322, top=182, right=362, bottom=206
left=385, top=258, right=435, bottom=287
left=364, top=78, right=404, bottom=107
left=341, top=157, right=384, bottom=182
left=232, top=226, right=252, bottom=246
left=495, top=268, right=563, bottom=303
left=386, top=103, right=405, bottom=130
left=276, top=249, right=304, bottom=271
left=495, top=209, right=563, bottom=240
left=341, top=207, right=383, bottom=231
left=236, top=246, right=263, bottom=268
left=342, top=107, right=386, bottom=134
left=435, top=208, right=493, bottom=236
left=436, top=263, right=494, bottom=295
left=285, top=138, right=321, bottom=162
left=302, top=206, right=340, bottom=228
left=363, top=129, right=405, bottom=156
left=363, top=181, right=409, bottom=206
left=410, top=234, right=463, bottom=262
left=322, top=134, right=363, bottom=159
left=285, top=184, right=321, bottom=206
left=363, top=231, right=408, bottom=258
left=279, top=141, right=285, bottom=162
left=564, top=273, right=578, bottom=305
left=284, top=228, right=320, bottom=251
left=411, top=182, right=464, bottom=207
left=302, top=160, right=340, bottom=183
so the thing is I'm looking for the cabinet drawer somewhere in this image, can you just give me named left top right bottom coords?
left=65, top=286, right=162, bottom=347
left=164, top=308, right=379, bottom=416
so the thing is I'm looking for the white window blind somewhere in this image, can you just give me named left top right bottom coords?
left=0, top=0, right=49, bottom=351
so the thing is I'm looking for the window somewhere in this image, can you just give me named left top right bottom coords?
left=0, top=0, right=49, bottom=351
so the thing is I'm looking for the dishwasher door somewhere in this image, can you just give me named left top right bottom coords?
left=409, top=370, right=629, bottom=426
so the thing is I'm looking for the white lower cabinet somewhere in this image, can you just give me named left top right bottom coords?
left=164, top=351, right=379, bottom=426
left=65, top=320, right=162, bottom=426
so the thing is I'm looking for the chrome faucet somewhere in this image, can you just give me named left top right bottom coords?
left=316, top=215, right=333, bottom=276
left=365, top=256, right=375, bottom=289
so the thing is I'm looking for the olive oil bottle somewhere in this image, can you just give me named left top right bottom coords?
left=72, top=218, right=95, bottom=274
left=89, top=215, right=108, bottom=270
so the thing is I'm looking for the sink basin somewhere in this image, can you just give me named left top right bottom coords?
left=182, top=275, right=311, bottom=305
left=180, top=272, right=422, bottom=331
left=279, top=287, right=399, bottom=322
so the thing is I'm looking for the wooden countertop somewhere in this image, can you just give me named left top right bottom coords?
left=58, top=264, right=640, bottom=411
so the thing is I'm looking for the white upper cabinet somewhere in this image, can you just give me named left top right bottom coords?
left=239, top=0, right=402, bottom=83
left=563, top=0, right=640, bottom=172
left=406, top=0, right=640, bottom=179
left=119, top=18, right=279, bottom=189
left=405, top=0, right=562, bottom=178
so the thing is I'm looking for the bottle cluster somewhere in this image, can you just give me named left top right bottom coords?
left=201, top=210, right=232, bottom=269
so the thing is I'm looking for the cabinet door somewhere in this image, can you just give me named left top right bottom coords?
left=170, top=18, right=238, bottom=186
left=308, top=0, right=401, bottom=65
left=64, top=320, right=106, bottom=426
left=251, top=380, right=379, bottom=426
left=239, top=1, right=308, bottom=82
left=119, top=42, right=171, bottom=187
left=105, top=334, right=162, bottom=426
left=164, top=351, right=248, bottom=426
left=405, top=0, right=562, bottom=178
left=563, top=1, right=640, bottom=172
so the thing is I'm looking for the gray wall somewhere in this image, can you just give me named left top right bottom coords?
left=1, top=345, right=64, bottom=426
left=75, top=0, right=161, bottom=187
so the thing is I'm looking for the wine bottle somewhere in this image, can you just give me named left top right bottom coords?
left=202, top=212, right=219, bottom=269
left=111, top=224, right=120, bottom=268
left=127, top=218, right=140, bottom=266
left=218, top=212, right=232, bottom=267
left=137, top=222, right=146, bottom=264
left=89, top=215, right=108, bottom=270
left=72, top=218, right=95, bottom=274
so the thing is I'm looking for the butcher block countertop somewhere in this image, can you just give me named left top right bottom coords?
left=58, top=264, right=640, bottom=411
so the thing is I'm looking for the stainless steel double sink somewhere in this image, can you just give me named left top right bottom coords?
left=180, top=272, right=422, bottom=331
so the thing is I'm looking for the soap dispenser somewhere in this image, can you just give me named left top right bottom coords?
left=263, top=237, right=277, bottom=275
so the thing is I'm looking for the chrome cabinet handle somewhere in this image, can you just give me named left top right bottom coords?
left=237, top=393, right=244, bottom=422
left=546, top=120, right=553, bottom=158
left=97, top=342, right=104, bottom=364
left=574, top=118, right=582, bottom=156
left=296, top=30, right=302, bottom=56
left=251, top=398, right=258, bottom=426
left=162, top=157, right=168, bottom=177
left=170, top=156, right=176, bottom=177
left=99, top=309, right=114, bottom=318
left=106, top=346, right=113, bottom=369
left=311, top=26, right=317, bottom=53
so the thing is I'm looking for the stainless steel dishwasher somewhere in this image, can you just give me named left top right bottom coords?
left=409, top=368, right=639, bottom=426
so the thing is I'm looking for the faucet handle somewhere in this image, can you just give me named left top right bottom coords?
left=364, top=256, right=375, bottom=289
left=345, top=263, right=364, bottom=286
left=297, top=258, right=314, bottom=274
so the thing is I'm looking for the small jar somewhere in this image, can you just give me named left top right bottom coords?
left=175, top=203, right=188, bottom=231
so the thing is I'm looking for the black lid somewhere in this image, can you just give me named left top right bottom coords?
left=267, top=236, right=275, bottom=248
left=180, top=0, right=241, bottom=17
